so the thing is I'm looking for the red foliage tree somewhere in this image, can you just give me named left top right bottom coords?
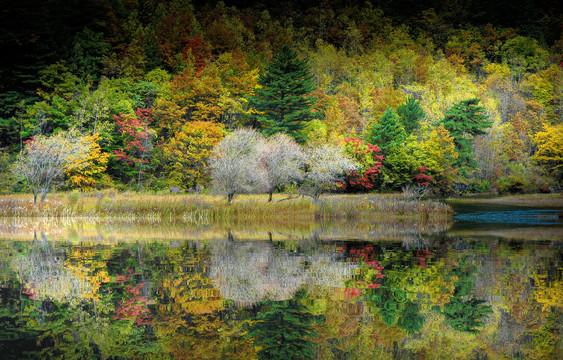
left=340, top=138, right=384, bottom=191
left=182, top=36, right=211, bottom=73
left=113, top=108, right=155, bottom=188
left=413, top=165, right=433, bottom=186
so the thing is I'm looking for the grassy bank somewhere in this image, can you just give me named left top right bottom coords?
left=445, top=193, right=563, bottom=208
left=0, top=192, right=452, bottom=223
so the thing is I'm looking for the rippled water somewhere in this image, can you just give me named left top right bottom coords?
left=456, top=209, right=562, bottom=225
left=0, top=207, right=561, bottom=359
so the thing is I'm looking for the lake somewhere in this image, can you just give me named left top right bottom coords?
left=0, top=204, right=561, bottom=359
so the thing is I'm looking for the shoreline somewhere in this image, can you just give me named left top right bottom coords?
left=445, top=193, right=563, bottom=208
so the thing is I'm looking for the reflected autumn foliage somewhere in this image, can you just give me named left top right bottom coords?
left=2, top=231, right=561, bottom=359
left=13, top=232, right=105, bottom=303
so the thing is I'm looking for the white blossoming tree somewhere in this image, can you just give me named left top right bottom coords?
left=13, top=131, right=91, bottom=203
left=260, top=133, right=305, bottom=202
left=300, top=145, right=358, bottom=202
left=209, top=128, right=267, bottom=203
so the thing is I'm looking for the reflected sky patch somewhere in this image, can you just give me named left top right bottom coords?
left=455, top=209, right=562, bottom=225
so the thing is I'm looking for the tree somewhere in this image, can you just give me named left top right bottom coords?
left=250, top=45, right=320, bottom=143
left=12, top=131, right=90, bottom=202
left=162, top=121, right=224, bottom=190
left=532, top=122, right=563, bottom=180
left=340, top=138, right=384, bottom=191
left=112, top=108, right=156, bottom=190
left=439, top=98, right=492, bottom=171
left=397, top=96, right=425, bottom=134
left=209, top=128, right=267, bottom=203
left=248, top=291, right=321, bottom=360
left=419, top=123, right=458, bottom=192
left=64, top=133, right=109, bottom=191
left=365, top=108, right=406, bottom=153
left=300, top=145, right=357, bottom=202
left=260, top=133, right=305, bottom=201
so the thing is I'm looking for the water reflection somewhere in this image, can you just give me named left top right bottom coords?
left=0, top=230, right=561, bottom=359
left=455, top=209, right=562, bottom=225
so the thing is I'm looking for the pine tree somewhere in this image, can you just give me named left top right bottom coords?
left=437, top=262, right=493, bottom=333
left=247, top=292, right=321, bottom=360
left=366, top=108, right=407, bottom=153
left=439, top=98, right=492, bottom=170
left=397, top=96, right=424, bottom=134
left=249, top=45, right=319, bottom=143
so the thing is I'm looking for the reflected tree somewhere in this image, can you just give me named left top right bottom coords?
left=436, top=262, right=493, bottom=333
left=248, top=290, right=322, bottom=360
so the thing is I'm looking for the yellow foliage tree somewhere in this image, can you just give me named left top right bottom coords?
left=65, top=133, right=110, bottom=191
left=532, top=122, right=563, bottom=178
left=420, top=123, right=458, bottom=189
left=162, top=120, right=224, bottom=189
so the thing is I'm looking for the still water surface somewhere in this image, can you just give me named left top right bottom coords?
left=0, top=206, right=561, bottom=359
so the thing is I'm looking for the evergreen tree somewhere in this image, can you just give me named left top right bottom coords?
left=249, top=45, right=319, bottom=143
left=439, top=98, right=492, bottom=170
left=365, top=108, right=407, bottom=153
left=397, top=96, right=424, bottom=134
left=436, top=263, right=493, bottom=333
left=248, top=292, right=321, bottom=360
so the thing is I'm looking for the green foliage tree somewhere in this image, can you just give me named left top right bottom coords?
left=365, top=108, right=406, bottom=153
left=439, top=98, right=492, bottom=171
left=249, top=45, right=320, bottom=143
left=248, top=292, right=321, bottom=360
left=439, top=298, right=493, bottom=333
left=436, top=261, right=493, bottom=334
left=397, top=96, right=425, bottom=134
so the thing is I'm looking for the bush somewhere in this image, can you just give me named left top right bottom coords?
left=469, top=180, right=491, bottom=193
left=0, top=151, right=15, bottom=194
left=495, top=175, right=528, bottom=194
left=66, top=191, right=81, bottom=207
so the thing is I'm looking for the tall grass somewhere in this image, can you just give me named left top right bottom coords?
left=0, top=192, right=453, bottom=224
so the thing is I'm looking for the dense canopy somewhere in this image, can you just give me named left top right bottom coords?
left=0, top=0, right=561, bottom=195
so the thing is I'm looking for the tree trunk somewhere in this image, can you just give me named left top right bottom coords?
left=40, top=188, right=49, bottom=203
left=137, top=163, right=143, bottom=192
left=268, top=192, right=273, bottom=202
left=227, top=193, right=234, bottom=204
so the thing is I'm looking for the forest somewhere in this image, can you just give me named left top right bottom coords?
left=0, top=0, right=562, bottom=198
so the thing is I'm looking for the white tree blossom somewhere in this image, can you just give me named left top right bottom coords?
left=12, top=131, right=90, bottom=203
left=260, top=133, right=305, bottom=201
left=301, top=145, right=358, bottom=202
left=209, top=128, right=267, bottom=203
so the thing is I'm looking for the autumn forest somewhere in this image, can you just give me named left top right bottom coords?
left=1, top=0, right=562, bottom=197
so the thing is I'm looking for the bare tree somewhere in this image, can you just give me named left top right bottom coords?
left=260, top=133, right=305, bottom=201
left=300, top=145, right=358, bottom=202
left=209, top=128, right=267, bottom=203
left=12, top=131, right=89, bottom=203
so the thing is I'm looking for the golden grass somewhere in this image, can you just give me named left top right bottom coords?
left=0, top=192, right=453, bottom=224
left=445, top=193, right=563, bottom=208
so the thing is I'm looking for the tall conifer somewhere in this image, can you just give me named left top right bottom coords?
left=397, top=96, right=425, bottom=134
left=249, top=45, right=319, bottom=143
left=366, top=108, right=407, bottom=153
left=439, top=98, right=492, bottom=170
